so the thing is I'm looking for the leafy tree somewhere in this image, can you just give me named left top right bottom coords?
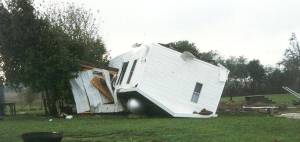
left=225, top=56, right=248, bottom=79
left=44, top=3, right=108, bottom=66
left=247, top=60, right=265, bottom=94
left=223, top=56, right=249, bottom=99
left=280, top=33, right=300, bottom=91
left=282, top=33, right=300, bottom=70
left=247, top=60, right=265, bottom=82
left=160, top=40, right=220, bottom=64
left=198, top=50, right=220, bottom=64
left=0, top=0, right=107, bottom=116
left=160, top=40, right=200, bottom=56
left=265, top=67, right=285, bottom=94
left=21, top=88, right=38, bottom=110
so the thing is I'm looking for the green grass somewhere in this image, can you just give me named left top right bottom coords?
left=1, top=113, right=300, bottom=142
left=1, top=94, right=300, bottom=142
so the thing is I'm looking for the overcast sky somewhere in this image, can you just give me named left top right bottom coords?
left=42, top=0, right=300, bottom=66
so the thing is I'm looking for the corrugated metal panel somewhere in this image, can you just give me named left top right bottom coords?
left=80, top=71, right=103, bottom=112
left=70, top=77, right=90, bottom=113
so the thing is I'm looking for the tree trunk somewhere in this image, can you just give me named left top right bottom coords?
left=45, top=87, right=58, bottom=117
left=41, top=92, right=49, bottom=115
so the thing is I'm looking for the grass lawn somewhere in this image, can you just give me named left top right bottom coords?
left=1, top=113, right=300, bottom=142
left=1, top=94, right=299, bottom=142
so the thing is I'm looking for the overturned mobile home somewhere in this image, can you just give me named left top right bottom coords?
left=70, top=43, right=229, bottom=118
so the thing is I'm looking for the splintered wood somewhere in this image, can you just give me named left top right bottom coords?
left=91, top=76, right=114, bottom=103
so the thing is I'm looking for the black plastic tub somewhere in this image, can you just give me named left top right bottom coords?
left=21, top=132, right=63, bottom=142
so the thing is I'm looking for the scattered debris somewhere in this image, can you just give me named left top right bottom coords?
left=242, top=106, right=278, bottom=115
left=19, top=112, right=27, bottom=115
left=198, top=109, right=213, bottom=115
left=293, top=100, right=300, bottom=105
left=65, top=115, right=73, bottom=120
left=218, top=101, right=242, bottom=113
left=282, top=86, right=300, bottom=99
left=59, top=113, right=73, bottom=120
left=276, top=113, right=300, bottom=119
left=282, top=86, right=300, bottom=105
left=244, top=95, right=275, bottom=106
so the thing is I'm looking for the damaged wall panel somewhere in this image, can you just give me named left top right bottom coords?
left=70, top=68, right=123, bottom=113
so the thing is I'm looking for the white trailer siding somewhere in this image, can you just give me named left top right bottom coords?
left=110, top=47, right=149, bottom=89
left=109, top=43, right=229, bottom=118
left=139, top=44, right=228, bottom=116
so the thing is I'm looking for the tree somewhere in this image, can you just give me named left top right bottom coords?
left=223, top=56, right=249, bottom=100
left=0, top=0, right=108, bottom=116
left=22, top=88, right=38, bottom=110
left=247, top=60, right=265, bottom=94
left=265, top=67, right=285, bottom=94
left=281, top=33, right=300, bottom=91
left=160, top=40, right=220, bottom=64
left=225, top=56, right=248, bottom=80
left=161, top=40, right=200, bottom=56
left=44, top=3, right=108, bottom=66
left=198, top=50, right=220, bottom=64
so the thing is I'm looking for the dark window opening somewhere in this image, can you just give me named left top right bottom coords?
left=191, top=82, right=203, bottom=103
left=127, top=59, right=138, bottom=84
left=110, top=73, right=116, bottom=91
left=117, top=62, right=129, bottom=85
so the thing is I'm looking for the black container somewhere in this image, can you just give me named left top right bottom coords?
left=21, top=132, right=63, bottom=142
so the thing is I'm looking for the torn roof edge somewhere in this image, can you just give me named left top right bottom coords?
left=80, top=63, right=119, bottom=72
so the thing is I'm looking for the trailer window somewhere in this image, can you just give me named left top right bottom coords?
left=191, top=83, right=203, bottom=103
left=117, top=61, right=129, bottom=85
left=127, top=59, right=138, bottom=84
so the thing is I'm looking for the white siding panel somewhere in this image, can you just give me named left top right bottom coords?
left=110, top=43, right=229, bottom=117
left=69, top=77, right=90, bottom=113
left=138, top=44, right=228, bottom=116
left=109, top=47, right=148, bottom=89
left=80, top=71, right=103, bottom=105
